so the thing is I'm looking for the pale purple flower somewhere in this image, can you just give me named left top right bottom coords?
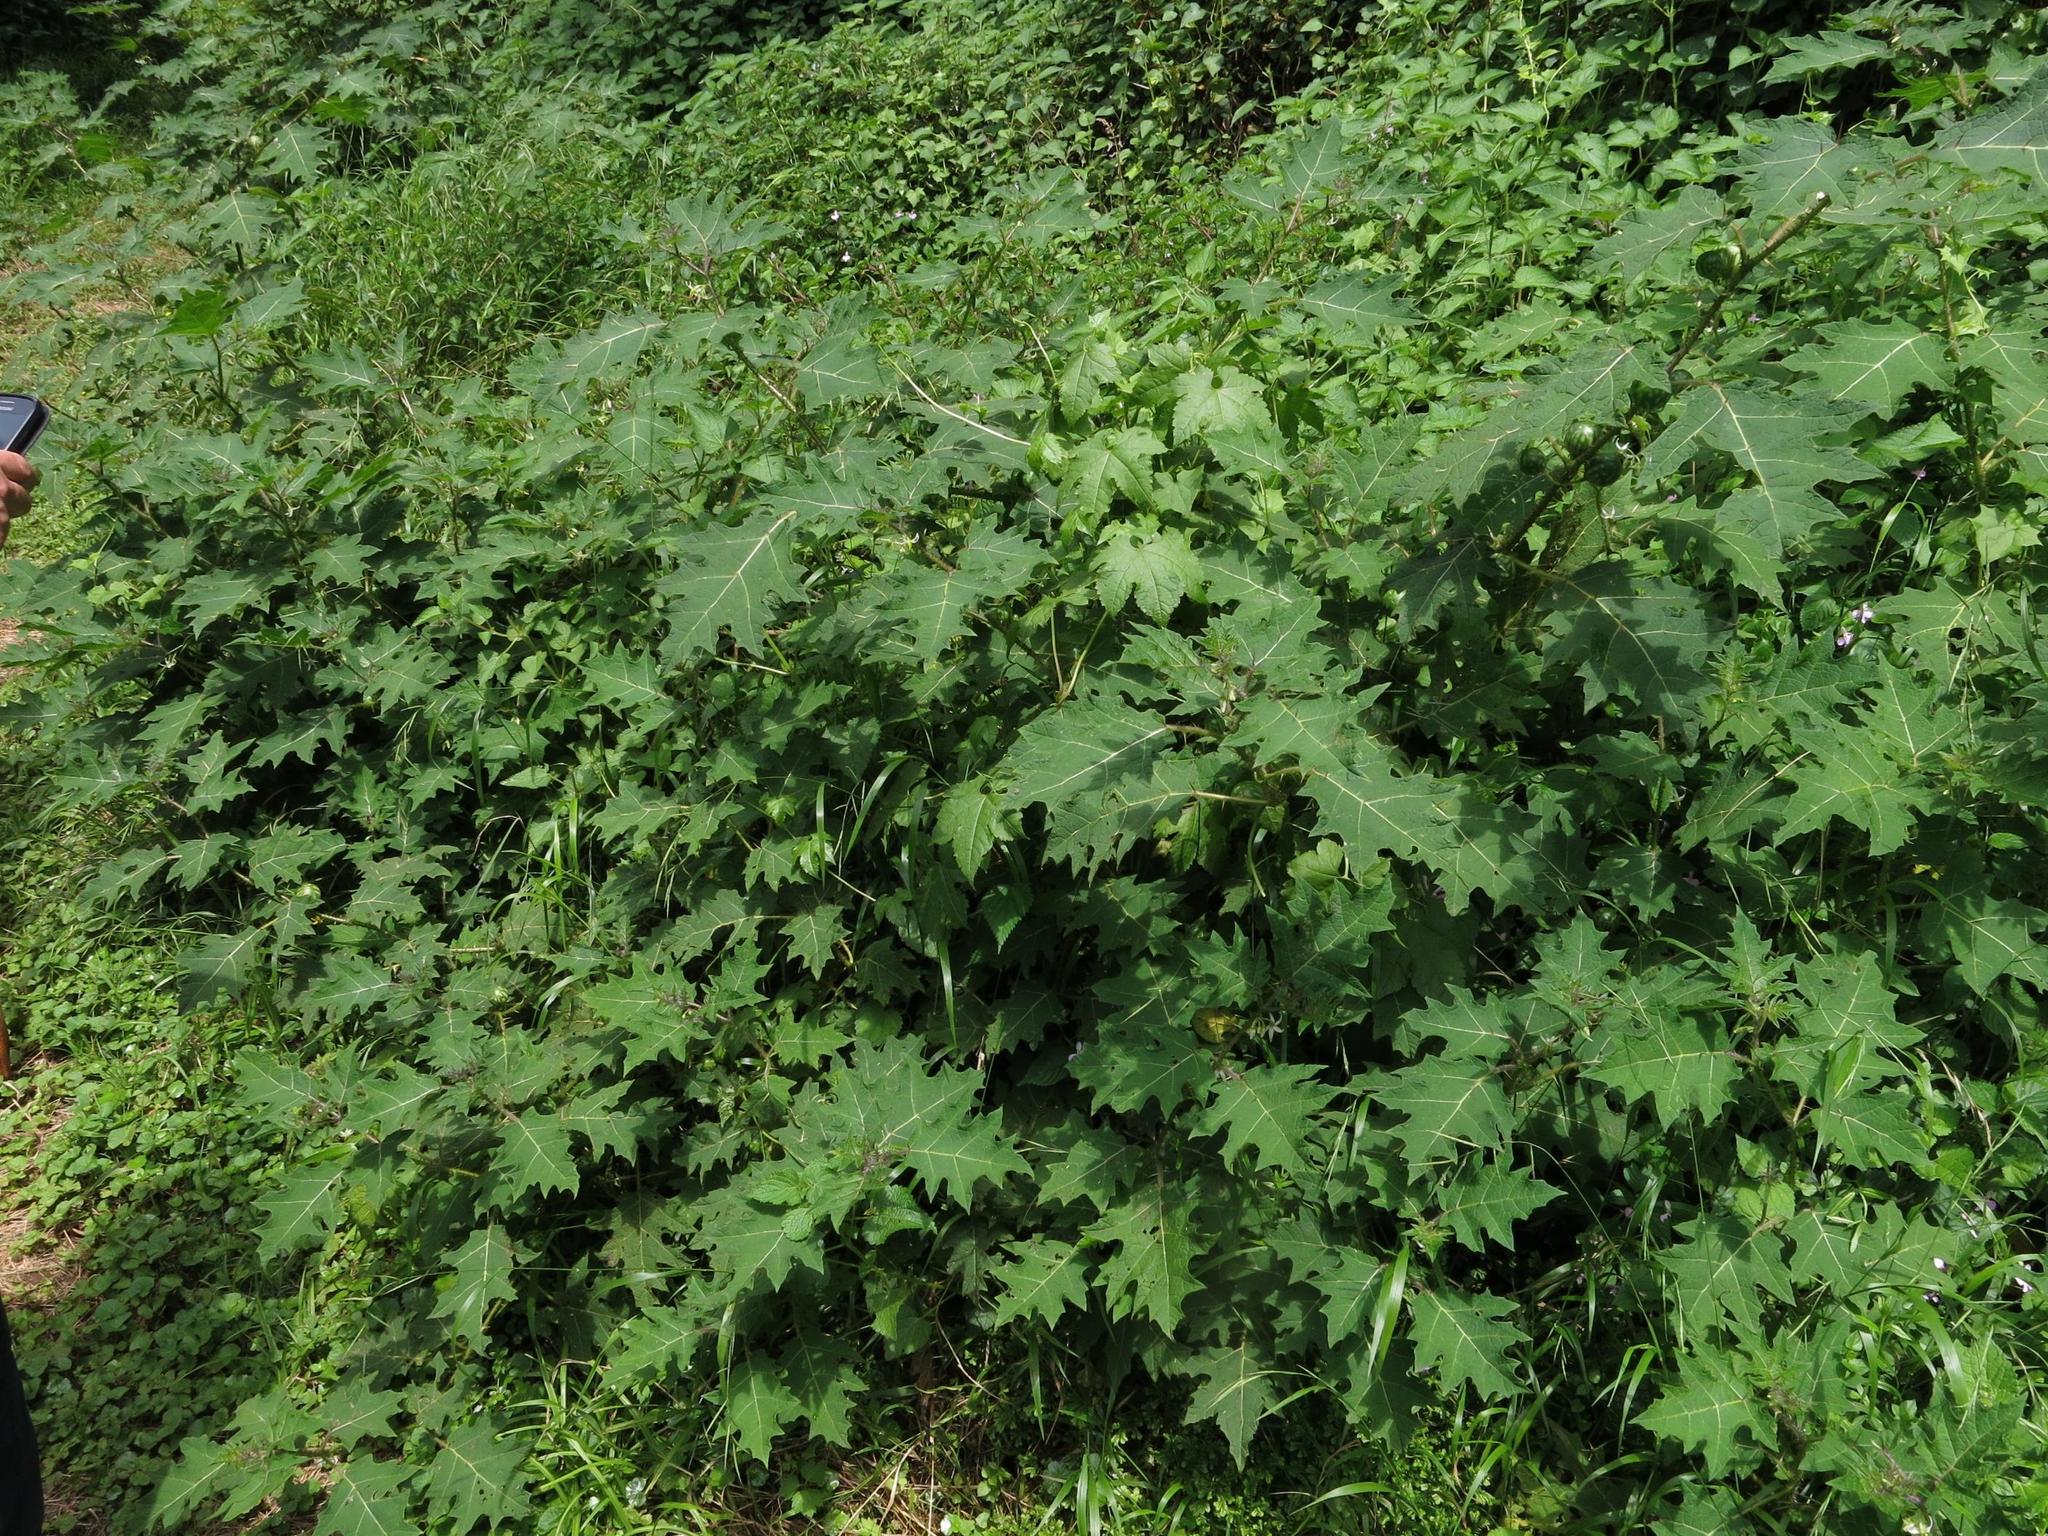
left=1932, top=1257, right=1948, bottom=1272
left=1836, top=629, right=1854, bottom=649
left=1852, top=603, right=1876, bottom=624
left=2019, top=1279, right=2035, bottom=1296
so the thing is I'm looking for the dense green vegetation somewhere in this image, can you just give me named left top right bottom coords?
left=5, top=0, right=2048, bottom=1531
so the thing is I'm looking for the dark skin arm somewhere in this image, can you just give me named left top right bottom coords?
left=0, top=450, right=37, bottom=549
left=0, top=448, right=32, bottom=1074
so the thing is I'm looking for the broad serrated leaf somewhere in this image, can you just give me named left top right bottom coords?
left=1391, top=987, right=1525, bottom=1063
left=1401, top=341, right=1655, bottom=507
left=1540, top=562, right=1718, bottom=723
left=1643, top=385, right=1876, bottom=594
left=1789, top=320, right=1951, bottom=416
left=1435, top=1160, right=1562, bottom=1252
left=1940, top=72, right=2048, bottom=187
left=193, top=189, right=277, bottom=251
left=876, top=523, right=1048, bottom=661
left=544, top=311, right=664, bottom=390
left=1300, top=745, right=1452, bottom=868
left=1295, top=275, right=1416, bottom=346
left=1190, top=1062, right=1340, bottom=1177
left=1771, top=715, right=1934, bottom=856
left=1810, top=1090, right=1928, bottom=1169
left=180, top=926, right=266, bottom=1006
left=314, top=1458, right=419, bottom=1536
left=1171, top=364, right=1269, bottom=443
left=782, top=902, right=847, bottom=978
left=989, top=1237, right=1094, bottom=1327
left=433, top=1225, right=519, bottom=1348
left=779, top=1334, right=865, bottom=1446
left=1180, top=1340, right=1285, bottom=1468
left=1057, top=426, right=1163, bottom=529
left=662, top=192, right=787, bottom=258
left=1636, top=1348, right=1766, bottom=1477
left=1592, top=186, right=1727, bottom=287
left=1379, top=1058, right=1513, bottom=1165
left=1586, top=1012, right=1742, bottom=1126
left=935, top=774, right=1007, bottom=878
left=1730, top=117, right=1858, bottom=216
left=1407, top=1288, right=1525, bottom=1399
left=1086, top=1173, right=1199, bottom=1333
left=795, top=334, right=887, bottom=406
left=1095, top=524, right=1202, bottom=622
left=1658, top=1214, right=1793, bottom=1339
left=720, top=1353, right=801, bottom=1463
left=234, top=280, right=305, bottom=332
left=422, top=1414, right=530, bottom=1533
left=490, top=1111, right=580, bottom=1206
left=1763, top=31, right=1890, bottom=84
left=697, top=1186, right=829, bottom=1295
left=1000, top=697, right=1174, bottom=826
left=659, top=506, right=801, bottom=662
left=257, top=1160, right=349, bottom=1256
left=259, top=121, right=336, bottom=183
left=1070, top=1012, right=1214, bottom=1118
left=302, top=348, right=379, bottom=392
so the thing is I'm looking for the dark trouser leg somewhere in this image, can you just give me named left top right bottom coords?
left=0, top=1298, right=41, bottom=1536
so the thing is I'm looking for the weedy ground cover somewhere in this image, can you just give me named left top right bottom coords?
left=4, top=0, right=2048, bottom=1532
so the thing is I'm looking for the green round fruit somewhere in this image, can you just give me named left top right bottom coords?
left=1566, top=422, right=1604, bottom=456
left=1629, top=380, right=1671, bottom=413
left=1587, top=446, right=1626, bottom=487
left=1694, top=242, right=1744, bottom=284
left=1517, top=443, right=1550, bottom=475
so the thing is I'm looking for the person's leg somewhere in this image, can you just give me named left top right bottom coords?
left=0, top=1297, right=42, bottom=1536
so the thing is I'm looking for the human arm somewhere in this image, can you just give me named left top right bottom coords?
left=0, top=450, right=37, bottom=549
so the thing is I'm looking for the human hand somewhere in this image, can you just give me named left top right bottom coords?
left=0, top=450, right=37, bottom=550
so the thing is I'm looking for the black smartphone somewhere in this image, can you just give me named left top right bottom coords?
left=0, top=394, right=50, bottom=455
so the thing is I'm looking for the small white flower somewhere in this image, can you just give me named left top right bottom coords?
left=841, top=252, right=852, bottom=264
left=2018, top=1279, right=2035, bottom=1296
left=1852, top=603, right=1876, bottom=623
left=625, top=1478, right=648, bottom=1509
left=829, top=210, right=841, bottom=222
left=1932, top=1257, right=1948, bottom=1272
left=587, top=1495, right=600, bottom=1511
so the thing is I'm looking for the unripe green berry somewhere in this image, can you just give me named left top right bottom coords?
left=1694, top=242, right=1743, bottom=284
